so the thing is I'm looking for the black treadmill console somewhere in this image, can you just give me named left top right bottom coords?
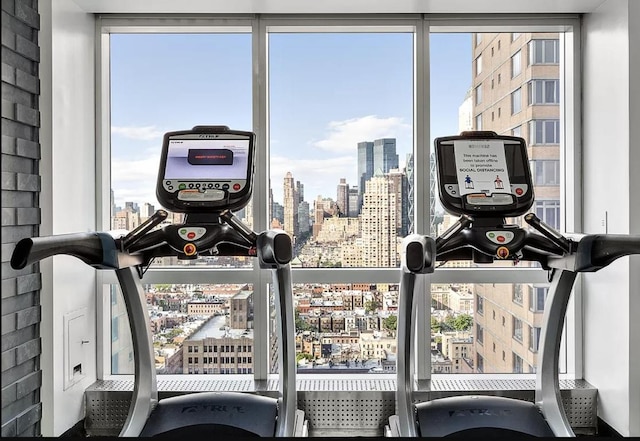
left=156, top=125, right=255, bottom=213
left=435, top=131, right=534, bottom=218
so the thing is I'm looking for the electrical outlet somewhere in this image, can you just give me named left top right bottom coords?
left=64, top=308, right=88, bottom=390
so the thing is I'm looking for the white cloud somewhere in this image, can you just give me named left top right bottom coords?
left=312, top=115, right=411, bottom=153
left=112, top=125, right=165, bottom=141
left=111, top=154, right=162, bottom=208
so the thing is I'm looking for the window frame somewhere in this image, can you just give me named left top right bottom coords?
left=96, top=14, right=583, bottom=382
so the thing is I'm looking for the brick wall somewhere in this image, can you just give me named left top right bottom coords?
left=1, top=0, right=43, bottom=436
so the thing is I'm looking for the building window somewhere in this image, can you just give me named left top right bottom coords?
left=532, top=160, right=560, bottom=186
left=513, top=353, right=524, bottom=373
left=530, top=287, right=548, bottom=312
left=477, top=354, right=484, bottom=373
left=511, top=50, right=522, bottom=77
left=529, top=119, right=560, bottom=144
left=512, top=125, right=522, bottom=137
left=512, top=317, right=523, bottom=342
left=528, top=79, right=560, bottom=104
left=102, top=25, right=576, bottom=378
left=529, top=326, right=541, bottom=352
left=475, top=85, right=482, bottom=105
left=511, top=88, right=522, bottom=114
left=512, top=284, right=523, bottom=305
left=535, top=200, right=560, bottom=230
left=529, top=39, right=559, bottom=64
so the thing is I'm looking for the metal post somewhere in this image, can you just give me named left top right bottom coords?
left=396, top=270, right=418, bottom=437
left=116, top=267, right=158, bottom=437
left=535, top=269, right=577, bottom=437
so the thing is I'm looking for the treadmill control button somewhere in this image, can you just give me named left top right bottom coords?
left=496, top=246, right=509, bottom=259
left=486, top=231, right=514, bottom=244
left=183, top=243, right=197, bottom=256
left=178, top=227, right=206, bottom=241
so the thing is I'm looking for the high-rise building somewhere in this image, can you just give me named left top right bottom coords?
left=470, top=32, right=561, bottom=374
left=388, top=169, right=409, bottom=237
left=312, top=197, right=338, bottom=239
left=283, top=172, right=298, bottom=238
left=459, top=88, right=474, bottom=132
left=230, top=290, right=254, bottom=330
left=110, top=189, right=117, bottom=215
left=347, top=186, right=359, bottom=218
left=336, top=178, right=349, bottom=217
left=357, top=138, right=399, bottom=215
left=357, top=141, right=374, bottom=213
left=373, top=138, right=399, bottom=174
left=405, top=154, right=415, bottom=235
left=298, top=201, right=310, bottom=235
left=360, top=173, right=399, bottom=267
left=140, top=202, right=155, bottom=219
left=296, top=180, right=304, bottom=203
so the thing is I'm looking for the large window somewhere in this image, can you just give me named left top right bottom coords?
left=529, top=39, right=559, bottom=64
left=530, top=119, right=561, bottom=144
left=532, top=160, right=561, bottom=186
left=268, top=32, right=413, bottom=269
left=100, top=19, right=579, bottom=380
left=528, top=79, right=560, bottom=104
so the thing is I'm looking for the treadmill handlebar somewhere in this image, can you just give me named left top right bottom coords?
left=10, top=231, right=142, bottom=270
left=125, top=223, right=255, bottom=260
left=436, top=225, right=566, bottom=265
left=570, top=234, right=640, bottom=272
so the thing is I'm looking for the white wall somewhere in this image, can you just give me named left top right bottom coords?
left=39, top=0, right=98, bottom=436
left=582, top=0, right=639, bottom=436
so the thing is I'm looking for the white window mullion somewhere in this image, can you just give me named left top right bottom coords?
left=415, top=18, right=431, bottom=380
left=253, top=16, right=271, bottom=380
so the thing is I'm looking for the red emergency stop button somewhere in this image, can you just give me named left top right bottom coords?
left=496, top=246, right=509, bottom=259
left=187, top=231, right=196, bottom=239
left=184, top=243, right=197, bottom=256
left=497, top=235, right=506, bottom=243
left=515, top=187, right=524, bottom=196
left=233, top=183, right=241, bottom=191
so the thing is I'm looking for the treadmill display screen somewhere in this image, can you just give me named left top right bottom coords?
left=157, top=127, right=255, bottom=212
left=435, top=132, right=534, bottom=217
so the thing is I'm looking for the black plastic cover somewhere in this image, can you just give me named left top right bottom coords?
left=139, top=392, right=278, bottom=437
left=415, top=395, right=554, bottom=437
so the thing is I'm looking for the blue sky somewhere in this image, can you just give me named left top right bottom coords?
left=110, top=32, right=471, bottom=209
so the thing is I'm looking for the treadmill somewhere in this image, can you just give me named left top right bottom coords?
left=388, top=131, right=640, bottom=437
left=11, top=125, right=307, bottom=437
